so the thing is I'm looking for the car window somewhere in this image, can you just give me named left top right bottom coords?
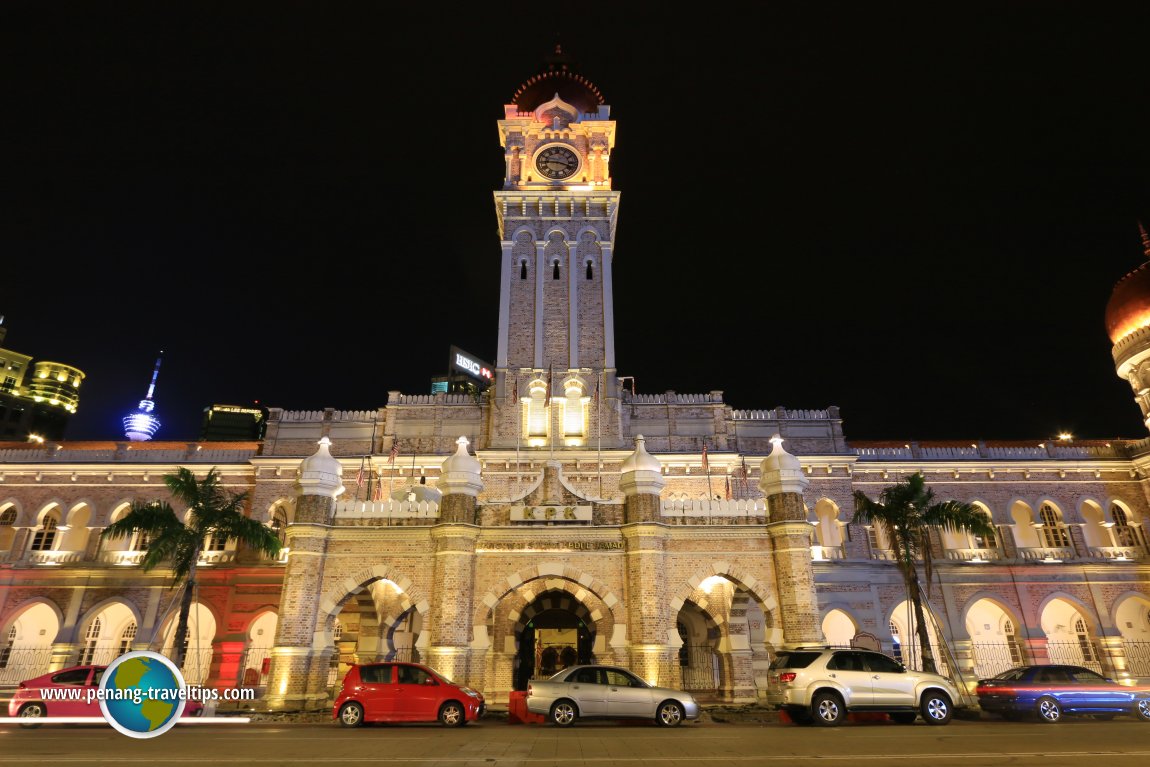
left=864, top=653, right=903, bottom=673
left=397, top=665, right=432, bottom=685
left=51, top=669, right=91, bottom=685
left=1069, top=668, right=1106, bottom=684
left=91, top=668, right=106, bottom=686
left=1035, top=668, right=1071, bottom=684
left=827, top=652, right=866, bottom=672
left=769, top=651, right=821, bottom=670
left=604, top=670, right=640, bottom=687
left=359, top=664, right=393, bottom=684
left=993, top=668, right=1027, bottom=681
left=572, top=668, right=602, bottom=685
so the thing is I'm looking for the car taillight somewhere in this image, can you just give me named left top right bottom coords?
left=527, top=683, right=533, bottom=696
left=778, top=673, right=797, bottom=684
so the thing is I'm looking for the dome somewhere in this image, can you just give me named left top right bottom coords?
left=512, top=46, right=604, bottom=115
left=1106, top=261, right=1150, bottom=344
left=620, top=434, right=661, bottom=474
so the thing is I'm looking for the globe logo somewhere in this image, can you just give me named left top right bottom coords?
left=98, top=651, right=187, bottom=739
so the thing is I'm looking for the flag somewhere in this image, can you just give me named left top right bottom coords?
left=701, top=441, right=709, bottom=473
left=371, top=476, right=382, bottom=501
left=511, top=376, right=518, bottom=403
left=388, top=439, right=399, bottom=465
left=355, top=460, right=364, bottom=488
left=725, top=474, right=732, bottom=500
left=545, top=362, right=553, bottom=403
left=738, top=455, right=750, bottom=491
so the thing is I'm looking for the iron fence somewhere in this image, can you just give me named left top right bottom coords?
left=237, top=646, right=272, bottom=688
left=970, top=642, right=1025, bottom=679
left=0, top=646, right=52, bottom=685
left=1122, top=640, right=1150, bottom=677
left=1044, top=641, right=1103, bottom=674
left=679, top=645, right=719, bottom=691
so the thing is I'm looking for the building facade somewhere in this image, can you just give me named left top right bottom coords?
left=2, top=55, right=1150, bottom=712
left=0, top=319, right=85, bottom=442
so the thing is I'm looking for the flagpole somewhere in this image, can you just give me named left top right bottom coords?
left=513, top=375, right=521, bottom=502
left=365, top=418, right=379, bottom=505
left=548, top=362, right=555, bottom=461
left=704, top=440, right=713, bottom=500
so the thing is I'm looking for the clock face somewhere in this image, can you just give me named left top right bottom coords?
left=535, top=145, right=579, bottom=180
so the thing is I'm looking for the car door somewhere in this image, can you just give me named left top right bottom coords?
left=86, top=667, right=107, bottom=716
left=46, top=668, right=95, bottom=716
left=566, top=667, right=609, bottom=716
left=394, top=664, right=440, bottom=722
left=825, top=651, right=874, bottom=706
left=604, top=669, right=654, bottom=718
left=1064, top=667, right=1128, bottom=711
left=865, top=652, right=916, bottom=707
left=357, top=664, right=396, bottom=720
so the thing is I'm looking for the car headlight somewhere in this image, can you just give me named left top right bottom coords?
left=461, top=687, right=481, bottom=698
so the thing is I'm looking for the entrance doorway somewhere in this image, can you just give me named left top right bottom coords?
left=513, top=590, right=595, bottom=691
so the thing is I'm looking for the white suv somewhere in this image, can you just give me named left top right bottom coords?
left=766, top=646, right=960, bottom=726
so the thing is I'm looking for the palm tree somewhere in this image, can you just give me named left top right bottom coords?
left=852, top=472, right=995, bottom=674
left=101, top=467, right=281, bottom=668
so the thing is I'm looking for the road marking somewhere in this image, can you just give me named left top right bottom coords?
left=4, top=753, right=1150, bottom=763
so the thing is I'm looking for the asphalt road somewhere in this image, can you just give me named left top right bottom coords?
left=2, top=717, right=1149, bottom=766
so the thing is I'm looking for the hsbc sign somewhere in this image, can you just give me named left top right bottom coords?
left=450, top=346, right=493, bottom=382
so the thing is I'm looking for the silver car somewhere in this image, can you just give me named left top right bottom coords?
left=526, top=664, right=700, bottom=727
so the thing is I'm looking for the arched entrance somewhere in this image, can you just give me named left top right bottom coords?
left=513, top=590, right=595, bottom=691
left=325, top=579, right=424, bottom=694
left=1040, top=597, right=1101, bottom=673
left=821, top=608, right=858, bottom=647
left=676, top=600, right=719, bottom=693
left=965, top=598, right=1026, bottom=677
left=239, top=611, right=277, bottom=690
left=0, top=602, right=59, bottom=684
left=76, top=601, right=138, bottom=666
left=159, top=602, right=217, bottom=684
left=1114, top=594, right=1150, bottom=677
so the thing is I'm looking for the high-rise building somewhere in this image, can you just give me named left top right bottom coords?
left=0, top=317, right=85, bottom=441
left=200, top=404, right=269, bottom=441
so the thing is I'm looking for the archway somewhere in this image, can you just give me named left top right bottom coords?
left=324, top=579, right=422, bottom=693
left=1114, top=593, right=1150, bottom=677
left=821, top=608, right=858, bottom=647
left=76, top=601, right=138, bottom=666
left=676, top=599, right=720, bottom=692
left=1039, top=596, right=1101, bottom=672
left=0, top=602, right=60, bottom=684
left=239, top=611, right=278, bottom=690
left=160, top=602, right=217, bottom=684
left=513, top=589, right=595, bottom=691
left=889, top=599, right=948, bottom=675
left=965, top=598, right=1025, bottom=677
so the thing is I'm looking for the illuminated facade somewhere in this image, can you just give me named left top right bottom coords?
left=2, top=53, right=1150, bottom=713
left=0, top=319, right=85, bottom=441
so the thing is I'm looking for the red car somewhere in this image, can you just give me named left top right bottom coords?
left=333, top=661, right=485, bottom=727
left=8, top=665, right=204, bottom=721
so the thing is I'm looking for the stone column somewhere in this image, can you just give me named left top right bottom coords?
left=426, top=437, right=482, bottom=686
left=761, top=435, right=823, bottom=646
left=619, top=435, right=678, bottom=687
left=263, top=437, right=343, bottom=711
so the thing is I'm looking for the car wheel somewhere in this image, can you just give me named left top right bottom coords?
left=550, top=699, right=578, bottom=727
left=439, top=701, right=465, bottom=727
left=1135, top=699, right=1150, bottom=722
left=18, top=702, right=46, bottom=729
left=339, top=702, right=365, bottom=728
left=1037, top=696, right=1062, bottom=724
left=920, top=691, right=952, bottom=726
left=890, top=712, right=917, bottom=724
left=811, top=691, right=846, bottom=727
left=656, top=701, right=684, bottom=727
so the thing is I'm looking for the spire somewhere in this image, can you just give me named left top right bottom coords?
left=1140, top=221, right=1150, bottom=259
left=122, top=352, right=163, bottom=441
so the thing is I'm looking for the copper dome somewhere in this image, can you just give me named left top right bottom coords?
left=1106, top=261, right=1150, bottom=344
left=511, top=46, right=604, bottom=115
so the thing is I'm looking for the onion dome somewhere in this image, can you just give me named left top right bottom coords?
left=619, top=434, right=665, bottom=497
left=512, top=45, right=605, bottom=114
left=1106, top=224, right=1150, bottom=344
left=298, top=437, right=345, bottom=498
left=440, top=436, right=483, bottom=497
left=759, top=435, right=809, bottom=496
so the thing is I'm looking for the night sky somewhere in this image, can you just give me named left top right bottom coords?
left=4, top=4, right=1150, bottom=444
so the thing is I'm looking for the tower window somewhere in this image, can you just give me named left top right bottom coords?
left=586, top=260, right=594, bottom=280
left=553, top=260, right=561, bottom=280
left=519, top=260, right=528, bottom=280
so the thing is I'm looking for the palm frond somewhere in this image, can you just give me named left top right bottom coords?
left=100, top=501, right=182, bottom=542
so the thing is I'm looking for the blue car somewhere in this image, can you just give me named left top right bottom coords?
left=977, top=665, right=1150, bottom=723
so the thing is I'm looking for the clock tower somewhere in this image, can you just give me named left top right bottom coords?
left=490, top=48, right=623, bottom=450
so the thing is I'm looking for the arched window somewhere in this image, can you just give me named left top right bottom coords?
left=1039, top=504, right=1071, bottom=548
left=0, top=508, right=15, bottom=526
left=205, top=530, right=226, bottom=552
left=552, top=259, right=561, bottom=280
left=79, top=617, right=102, bottom=665
left=889, top=620, right=902, bottom=663
left=972, top=510, right=997, bottom=549
left=30, top=515, right=58, bottom=552
left=270, top=507, right=288, bottom=544
left=562, top=381, right=586, bottom=441
left=519, top=260, right=528, bottom=280
left=0, top=624, right=15, bottom=668
left=118, top=622, right=137, bottom=656
left=1111, top=504, right=1147, bottom=549
left=1074, top=618, right=1096, bottom=662
left=130, top=531, right=150, bottom=552
left=526, top=380, right=549, bottom=441
left=585, top=260, right=594, bottom=280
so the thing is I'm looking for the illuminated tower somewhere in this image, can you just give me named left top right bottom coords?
left=491, top=47, right=623, bottom=449
left=122, top=354, right=163, bottom=441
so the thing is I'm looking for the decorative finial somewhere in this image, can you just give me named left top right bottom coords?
left=1140, top=221, right=1150, bottom=259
